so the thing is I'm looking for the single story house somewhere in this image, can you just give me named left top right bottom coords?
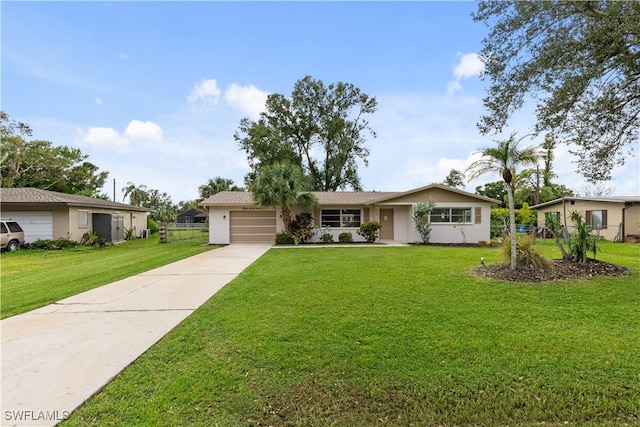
left=199, top=183, right=501, bottom=245
left=531, top=196, right=640, bottom=242
left=0, top=187, right=152, bottom=243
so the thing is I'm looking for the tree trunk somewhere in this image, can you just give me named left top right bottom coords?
left=281, top=205, right=292, bottom=233
left=506, top=183, right=517, bottom=270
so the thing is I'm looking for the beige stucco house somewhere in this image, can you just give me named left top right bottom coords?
left=531, top=196, right=640, bottom=242
left=199, top=184, right=501, bottom=245
left=0, top=188, right=152, bottom=243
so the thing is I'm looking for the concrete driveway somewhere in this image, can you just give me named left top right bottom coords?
left=0, top=244, right=271, bottom=427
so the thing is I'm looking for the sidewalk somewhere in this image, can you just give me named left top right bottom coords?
left=1, top=244, right=271, bottom=427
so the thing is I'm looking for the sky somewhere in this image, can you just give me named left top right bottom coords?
left=2, top=1, right=639, bottom=205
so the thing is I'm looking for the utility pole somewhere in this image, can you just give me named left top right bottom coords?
left=113, top=178, right=116, bottom=202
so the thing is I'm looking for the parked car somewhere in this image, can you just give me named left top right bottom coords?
left=1, top=221, right=25, bottom=252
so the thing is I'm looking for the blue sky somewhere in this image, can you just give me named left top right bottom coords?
left=2, top=1, right=638, bottom=204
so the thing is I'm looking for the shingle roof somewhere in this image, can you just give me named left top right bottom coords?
left=200, top=184, right=501, bottom=207
left=1, top=188, right=153, bottom=212
left=531, top=196, right=640, bottom=209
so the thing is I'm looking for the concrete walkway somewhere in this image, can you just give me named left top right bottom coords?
left=0, top=244, right=271, bottom=427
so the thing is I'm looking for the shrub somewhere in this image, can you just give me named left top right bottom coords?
left=412, top=199, right=436, bottom=243
left=338, top=232, right=353, bottom=243
left=318, top=225, right=334, bottom=244
left=274, top=231, right=295, bottom=245
left=27, top=238, right=78, bottom=251
left=501, top=235, right=552, bottom=269
left=147, top=218, right=159, bottom=234
left=358, top=221, right=382, bottom=243
left=289, top=212, right=314, bottom=244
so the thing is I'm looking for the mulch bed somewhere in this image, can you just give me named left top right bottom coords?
left=475, top=259, right=631, bottom=283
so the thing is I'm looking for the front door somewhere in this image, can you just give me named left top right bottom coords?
left=379, top=209, right=394, bottom=240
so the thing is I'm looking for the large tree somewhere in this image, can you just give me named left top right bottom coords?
left=198, top=177, right=243, bottom=200
left=122, top=182, right=148, bottom=206
left=473, top=1, right=640, bottom=182
left=1, top=112, right=108, bottom=197
left=442, top=169, right=465, bottom=188
left=466, top=133, right=539, bottom=270
left=235, top=75, right=378, bottom=191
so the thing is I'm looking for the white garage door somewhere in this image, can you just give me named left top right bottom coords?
left=230, top=211, right=276, bottom=243
left=1, top=211, right=53, bottom=243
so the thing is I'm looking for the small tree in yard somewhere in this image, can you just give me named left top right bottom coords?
left=569, top=210, right=599, bottom=264
left=412, top=199, right=436, bottom=243
left=358, top=221, right=381, bottom=243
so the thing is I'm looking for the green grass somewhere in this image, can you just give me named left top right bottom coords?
left=63, top=242, right=640, bottom=426
left=1, top=236, right=216, bottom=319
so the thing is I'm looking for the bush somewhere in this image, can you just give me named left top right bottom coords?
left=501, top=235, right=552, bottom=269
left=147, top=218, right=159, bottom=234
left=338, top=232, right=353, bottom=243
left=27, top=238, right=79, bottom=251
left=274, top=231, right=295, bottom=245
left=358, top=221, right=382, bottom=243
left=289, top=212, right=314, bottom=244
left=318, top=225, right=334, bottom=244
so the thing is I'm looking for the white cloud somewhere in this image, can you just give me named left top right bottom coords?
left=78, top=127, right=130, bottom=153
left=77, top=120, right=163, bottom=153
left=94, top=97, right=103, bottom=105
left=187, top=79, right=221, bottom=106
left=447, top=53, right=485, bottom=96
left=124, top=120, right=163, bottom=142
left=224, top=83, right=269, bottom=119
left=119, top=51, right=128, bottom=60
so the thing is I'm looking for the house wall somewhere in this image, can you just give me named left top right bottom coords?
left=292, top=206, right=369, bottom=243
left=536, top=200, right=629, bottom=241
left=373, top=203, right=492, bottom=244
left=66, top=206, right=147, bottom=242
left=625, top=204, right=640, bottom=237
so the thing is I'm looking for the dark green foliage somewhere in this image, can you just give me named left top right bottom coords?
left=289, top=212, right=314, bottom=244
left=274, top=231, right=295, bottom=245
left=1, top=112, right=109, bottom=197
left=338, top=232, right=353, bottom=243
left=26, top=238, right=79, bottom=251
left=357, top=221, right=381, bottom=243
left=235, top=76, right=377, bottom=191
left=569, top=210, right=599, bottom=264
left=474, top=1, right=640, bottom=182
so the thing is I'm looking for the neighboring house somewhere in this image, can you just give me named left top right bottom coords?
left=199, top=184, right=501, bottom=244
left=0, top=188, right=152, bottom=243
left=531, top=196, right=640, bottom=242
left=176, top=208, right=207, bottom=224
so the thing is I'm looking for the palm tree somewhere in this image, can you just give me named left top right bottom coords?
left=249, top=162, right=318, bottom=232
left=121, top=182, right=148, bottom=206
left=198, top=177, right=242, bottom=200
left=466, top=133, right=540, bottom=269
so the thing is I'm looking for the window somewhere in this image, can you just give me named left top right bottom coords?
left=429, top=208, right=472, bottom=224
left=321, top=209, right=361, bottom=228
left=586, top=210, right=607, bottom=230
left=78, top=210, right=89, bottom=228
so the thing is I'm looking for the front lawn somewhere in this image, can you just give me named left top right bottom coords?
left=63, top=243, right=640, bottom=426
left=0, top=237, right=216, bottom=319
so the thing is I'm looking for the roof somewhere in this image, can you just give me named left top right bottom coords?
left=199, top=184, right=501, bottom=207
left=531, top=196, right=640, bottom=210
left=0, top=188, right=153, bottom=212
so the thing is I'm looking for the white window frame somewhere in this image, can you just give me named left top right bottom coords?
left=320, top=209, right=362, bottom=228
left=78, top=210, right=89, bottom=228
left=429, top=208, right=472, bottom=224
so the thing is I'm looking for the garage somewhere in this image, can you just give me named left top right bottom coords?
left=0, top=211, right=53, bottom=243
left=230, top=210, right=276, bottom=243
